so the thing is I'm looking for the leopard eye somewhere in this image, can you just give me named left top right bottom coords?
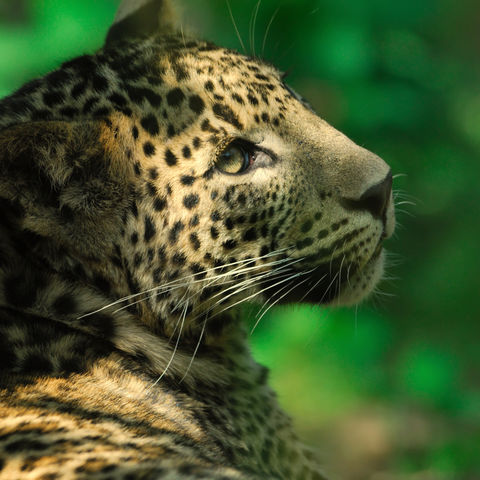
left=216, top=141, right=254, bottom=174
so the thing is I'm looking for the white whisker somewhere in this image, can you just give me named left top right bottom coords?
left=78, top=248, right=293, bottom=319
left=226, top=0, right=246, bottom=54
left=148, top=301, right=188, bottom=390
left=262, top=7, right=280, bottom=58
left=251, top=274, right=313, bottom=334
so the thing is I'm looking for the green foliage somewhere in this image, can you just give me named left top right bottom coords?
left=1, top=1, right=478, bottom=477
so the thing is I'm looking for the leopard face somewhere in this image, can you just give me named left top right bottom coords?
left=112, top=44, right=395, bottom=329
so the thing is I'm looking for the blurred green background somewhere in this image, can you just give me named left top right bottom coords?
left=0, top=1, right=478, bottom=478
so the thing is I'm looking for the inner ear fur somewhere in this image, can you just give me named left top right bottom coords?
left=0, top=118, right=133, bottom=229
left=106, top=0, right=178, bottom=45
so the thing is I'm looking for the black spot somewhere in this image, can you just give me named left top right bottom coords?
left=140, top=114, right=160, bottom=136
left=109, top=92, right=128, bottom=107
left=131, top=125, right=139, bottom=140
left=260, top=245, right=270, bottom=257
left=247, top=94, right=259, bottom=105
left=146, top=182, right=157, bottom=197
left=59, top=106, right=78, bottom=118
left=165, top=149, right=178, bottom=166
left=183, top=194, right=199, bottom=209
left=52, top=294, right=76, bottom=315
left=211, top=211, right=221, bottom=222
left=190, top=263, right=206, bottom=279
left=224, top=218, right=234, bottom=230
left=172, top=253, right=186, bottom=266
left=130, top=232, right=139, bottom=245
left=331, top=222, right=343, bottom=231
left=233, top=194, right=245, bottom=207
left=82, top=96, right=99, bottom=113
left=182, top=146, right=192, bottom=159
left=173, top=63, right=189, bottom=81
left=193, top=137, right=201, bottom=149
left=134, top=162, right=141, bottom=175
left=181, top=175, right=195, bottom=186
left=189, top=215, right=199, bottom=227
left=126, top=85, right=161, bottom=107
left=166, top=87, right=185, bottom=106
left=261, top=112, right=270, bottom=123
left=167, top=124, right=176, bottom=137
left=169, top=221, right=184, bottom=244
left=144, top=216, right=156, bottom=242
left=301, top=220, right=313, bottom=233
left=133, top=252, right=143, bottom=268
left=212, top=103, right=243, bottom=130
left=43, top=90, right=64, bottom=107
left=143, top=141, right=156, bottom=157
left=232, top=93, right=244, bottom=104
left=204, top=80, right=214, bottom=91
left=149, top=168, right=158, bottom=180
left=317, top=229, right=328, bottom=239
left=202, top=167, right=215, bottom=180
left=243, top=228, right=257, bottom=242
left=189, top=95, right=205, bottom=114
left=154, top=196, right=167, bottom=211
left=144, top=90, right=162, bottom=107
left=189, top=233, right=201, bottom=250
left=296, top=238, right=314, bottom=250
left=210, top=227, right=219, bottom=240
left=222, top=239, right=237, bottom=250
left=92, top=73, right=109, bottom=92
left=93, top=107, right=111, bottom=117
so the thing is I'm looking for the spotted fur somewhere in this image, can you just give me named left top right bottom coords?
left=0, top=1, right=395, bottom=478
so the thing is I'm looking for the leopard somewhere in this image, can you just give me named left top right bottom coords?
left=0, top=0, right=395, bottom=478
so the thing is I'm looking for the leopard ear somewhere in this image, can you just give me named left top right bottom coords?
left=0, top=118, right=133, bottom=244
left=106, top=0, right=178, bottom=45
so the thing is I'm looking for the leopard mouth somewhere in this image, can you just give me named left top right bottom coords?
left=261, top=242, right=384, bottom=305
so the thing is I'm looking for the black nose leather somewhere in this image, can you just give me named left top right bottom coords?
left=343, top=170, right=392, bottom=220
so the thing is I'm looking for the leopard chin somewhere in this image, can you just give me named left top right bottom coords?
left=258, top=246, right=386, bottom=307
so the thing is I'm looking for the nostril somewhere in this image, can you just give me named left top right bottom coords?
left=342, top=170, right=393, bottom=220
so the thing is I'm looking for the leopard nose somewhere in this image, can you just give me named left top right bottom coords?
left=342, top=170, right=393, bottom=220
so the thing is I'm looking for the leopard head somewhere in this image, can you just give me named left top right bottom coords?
left=0, top=0, right=395, bottom=348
